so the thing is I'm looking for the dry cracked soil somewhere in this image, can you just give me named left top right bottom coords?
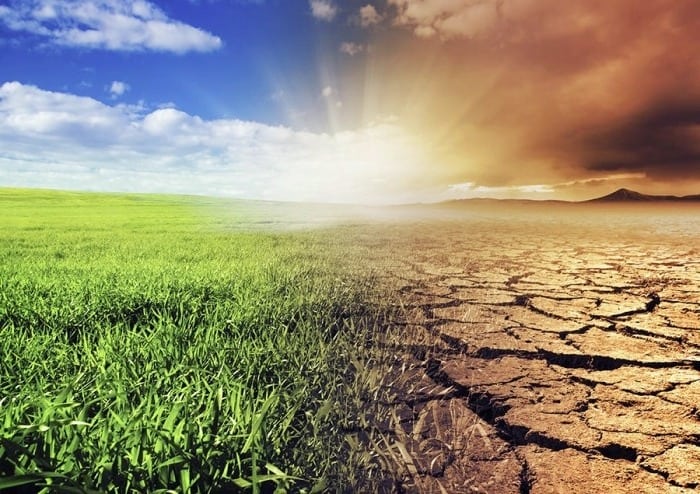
left=353, top=205, right=700, bottom=493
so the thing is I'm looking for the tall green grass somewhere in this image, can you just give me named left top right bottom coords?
left=0, top=189, right=390, bottom=493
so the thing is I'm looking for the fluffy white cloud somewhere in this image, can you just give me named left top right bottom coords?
left=340, top=41, right=364, bottom=56
left=0, top=82, right=431, bottom=204
left=0, top=0, right=222, bottom=53
left=109, top=80, right=130, bottom=98
left=309, top=0, right=337, bottom=21
left=359, top=4, right=382, bottom=26
left=0, top=82, right=130, bottom=137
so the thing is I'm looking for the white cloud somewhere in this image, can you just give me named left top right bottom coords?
left=0, top=81, right=431, bottom=204
left=108, top=80, right=129, bottom=98
left=359, top=4, right=382, bottom=27
left=309, top=0, right=337, bottom=21
left=0, top=0, right=222, bottom=53
left=321, top=85, right=333, bottom=97
left=340, top=41, right=364, bottom=56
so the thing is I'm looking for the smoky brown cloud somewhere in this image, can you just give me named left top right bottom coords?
left=373, top=0, right=700, bottom=189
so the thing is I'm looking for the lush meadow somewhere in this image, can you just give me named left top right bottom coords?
left=0, top=189, right=395, bottom=493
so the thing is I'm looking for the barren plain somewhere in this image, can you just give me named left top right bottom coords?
left=353, top=203, right=700, bottom=493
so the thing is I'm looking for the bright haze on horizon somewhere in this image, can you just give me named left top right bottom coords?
left=1, top=0, right=699, bottom=205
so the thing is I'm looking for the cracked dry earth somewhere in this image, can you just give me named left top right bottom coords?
left=360, top=207, right=700, bottom=493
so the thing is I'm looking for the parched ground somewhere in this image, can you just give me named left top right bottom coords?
left=358, top=207, right=700, bottom=493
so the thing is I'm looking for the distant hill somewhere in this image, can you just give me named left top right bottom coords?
left=422, top=188, right=700, bottom=208
left=587, top=188, right=700, bottom=202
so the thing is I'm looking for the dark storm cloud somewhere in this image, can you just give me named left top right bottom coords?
left=580, top=103, right=700, bottom=178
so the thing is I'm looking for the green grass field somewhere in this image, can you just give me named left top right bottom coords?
left=0, top=189, right=394, bottom=493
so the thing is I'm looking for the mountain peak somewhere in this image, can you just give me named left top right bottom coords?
left=588, top=188, right=700, bottom=202
left=591, top=188, right=654, bottom=202
left=610, top=188, right=649, bottom=199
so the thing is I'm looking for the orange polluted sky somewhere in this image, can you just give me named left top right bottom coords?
left=328, top=0, right=700, bottom=201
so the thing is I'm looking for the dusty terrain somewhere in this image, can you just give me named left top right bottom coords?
left=362, top=205, right=700, bottom=493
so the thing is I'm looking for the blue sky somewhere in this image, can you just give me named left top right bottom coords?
left=1, top=1, right=349, bottom=127
left=1, top=1, right=699, bottom=203
left=0, top=0, right=420, bottom=203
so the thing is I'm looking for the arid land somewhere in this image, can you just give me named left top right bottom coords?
left=347, top=203, right=700, bottom=493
